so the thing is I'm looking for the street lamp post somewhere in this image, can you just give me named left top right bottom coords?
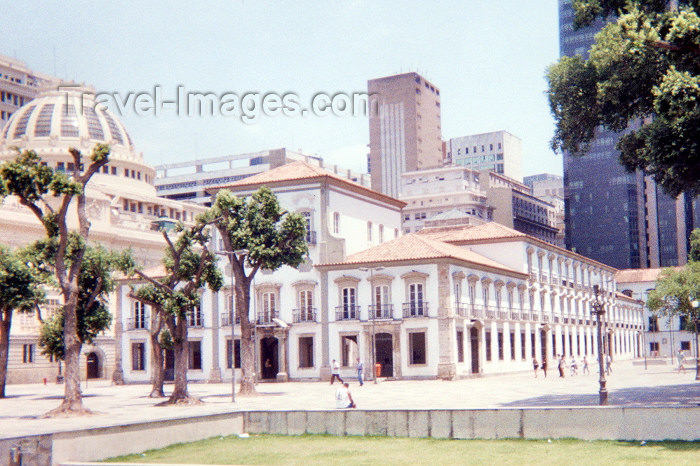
left=360, top=266, right=384, bottom=384
left=692, top=300, right=699, bottom=381
left=592, top=285, right=608, bottom=405
left=217, top=248, right=249, bottom=403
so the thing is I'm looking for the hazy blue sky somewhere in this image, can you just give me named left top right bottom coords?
left=2, top=0, right=561, bottom=176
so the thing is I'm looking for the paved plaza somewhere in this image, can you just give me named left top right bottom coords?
left=1, top=359, right=699, bottom=440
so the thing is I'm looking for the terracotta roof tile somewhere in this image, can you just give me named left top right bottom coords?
left=416, top=222, right=526, bottom=243
left=615, top=267, right=682, bottom=284
left=321, top=233, right=524, bottom=276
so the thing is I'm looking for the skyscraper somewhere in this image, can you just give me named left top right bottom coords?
left=368, top=72, right=444, bottom=198
left=0, top=54, right=60, bottom=129
left=558, top=0, right=700, bottom=268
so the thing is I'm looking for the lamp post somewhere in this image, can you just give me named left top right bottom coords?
left=216, top=248, right=249, bottom=402
left=592, top=285, right=608, bottom=405
left=692, top=299, right=699, bottom=381
left=359, top=266, right=384, bottom=384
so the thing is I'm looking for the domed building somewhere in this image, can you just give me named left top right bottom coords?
left=0, top=86, right=205, bottom=384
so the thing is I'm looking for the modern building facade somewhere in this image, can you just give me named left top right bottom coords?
left=559, top=0, right=700, bottom=269
left=368, top=72, right=444, bottom=198
left=447, top=131, right=523, bottom=182
left=0, top=86, right=206, bottom=384
left=525, top=173, right=565, bottom=247
left=155, top=148, right=370, bottom=205
left=0, top=54, right=60, bottom=129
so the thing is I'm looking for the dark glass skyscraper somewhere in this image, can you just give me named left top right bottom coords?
left=559, top=0, right=699, bottom=269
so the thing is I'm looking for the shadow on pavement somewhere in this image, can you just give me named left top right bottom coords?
left=501, top=383, right=700, bottom=407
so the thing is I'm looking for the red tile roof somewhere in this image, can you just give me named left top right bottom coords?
left=206, top=160, right=405, bottom=208
left=320, top=233, right=525, bottom=276
left=615, top=267, right=682, bottom=284
left=416, top=222, right=526, bottom=243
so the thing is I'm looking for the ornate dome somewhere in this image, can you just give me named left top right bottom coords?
left=0, top=85, right=142, bottom=164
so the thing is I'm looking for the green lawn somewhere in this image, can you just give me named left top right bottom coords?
left=103, top=434, right=700, bottom=465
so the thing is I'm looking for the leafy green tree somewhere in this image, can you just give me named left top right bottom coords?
left=647, top=261, right=700, bottom=327
left=208, top=187, right=308, bottom=395
left=689, top=228, right=700, bottom=262
left=38, top=245, right=133, bottom=361
left=0, top=145, right=109, bottom=414
left=547, top=0, right=700, bottom=197
left=0, top=245, right=45, bottom=398
left=129, top=220, right=223, bottom=404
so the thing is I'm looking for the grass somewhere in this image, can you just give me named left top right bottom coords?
left=103, top=434, right=700, bottom=465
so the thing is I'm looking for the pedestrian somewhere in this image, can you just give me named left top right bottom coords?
left=605, top=354, right=612, bottom=375
left=582, top=355, right=589, bottom=375
left=558, top=354, right=566, bottom=378
left=677, top=349, right=686, bottom=374
left=570, top=356, right=577, bottom=376
left=541, top=357, right=548, bottom=377
left=532, top=358, right=539, bottom=378
left=330, top=359, right=343, bottom=384
left=335, top=382, right=356, bottom=408
left=356, top=358, right=364, bottom=385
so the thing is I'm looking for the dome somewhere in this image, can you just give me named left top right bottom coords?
left=0, top=85, right=141, bottom=164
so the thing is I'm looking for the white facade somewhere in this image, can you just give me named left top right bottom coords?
left=448, top=131, right=523, bottom=182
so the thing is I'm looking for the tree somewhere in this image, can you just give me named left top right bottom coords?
left=0, top=146, right=109, bottom=414
left=209, top=187, right=308, bottom=395
left=689, top=228, right=700, bottom=262
left=129, top=220, right=222, bottom=404
left=647, top=261, right=700, bottom=322
left=547, top=0, right=700, bottom=197
left=0, top=245, right=45, bottom=398
left=38, top=245, right=133, bottom=362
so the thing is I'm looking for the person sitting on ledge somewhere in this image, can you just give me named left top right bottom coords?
left=335, top=382, right=356, bottom=409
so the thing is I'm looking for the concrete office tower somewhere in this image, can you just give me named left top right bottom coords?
left=0, top=54, right=60, bottom=128
left=368, top=72, right=444, bottom=198
left=558, top=0, right=700, bottom=268
left=448, top=131, right=523, bottom=182
left=525, top=173, right=565, bottom=247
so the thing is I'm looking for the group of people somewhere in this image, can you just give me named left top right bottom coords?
left=532, top=354, right=611, bottom=378
left=331, top=358, right=366, bottom=408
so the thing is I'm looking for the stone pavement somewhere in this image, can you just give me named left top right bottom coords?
left=1, top=359, right=699, bottom=440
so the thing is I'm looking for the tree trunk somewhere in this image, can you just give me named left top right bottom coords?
left=236, top=282, right=258, bottom=395
left=149, top=312, right=165, bottom=398
left=0, top=310, right=12, bottom=398
left=167, top=316, right=191, bottom=403
left=49, top=290, right=88, bottom=414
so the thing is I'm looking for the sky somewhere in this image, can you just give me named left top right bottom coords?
left=1, top=0, right=562, bottom=177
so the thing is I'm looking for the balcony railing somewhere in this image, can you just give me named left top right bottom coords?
left=256, top=311, right=279, bottom=325
left=293, top=307, right=317, bottom=323
left=470, top=305, right=484, bottom=319
left=553, top=316, right=560, bottom=323
left=402, top=302, right=428, bottom=318
left=127, top=318, right=148, bottom=331
left=531, top=313, right=539, bottom=322
left=510, top=311, right=520, bottom=320
left=305, top=230, right=317, bottom=245
left=220, top=312, right=241, bottom=326
left=498, top=311, right=508, bottom=320
left=542, top=314, right=550, bottom=323
left=335, top=305, right=360, bottom=321
left=563, top=317, right=569, bottom=324
left=368, top=304, right=394, bottom=320
left=454, top=302, right=469, bottom=317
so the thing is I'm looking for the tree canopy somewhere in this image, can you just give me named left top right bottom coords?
left=547, top=0, right=700, bottom=197
left=647, top=260, right=700, bottom=320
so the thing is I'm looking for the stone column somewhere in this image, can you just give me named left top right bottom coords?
left=275, top=329, right=289, bottom=382
left=436, top=263, right=456, bottom=380
left=112, top=284, right=125, bottom=385
left=208, top=290, right=222, bottom=383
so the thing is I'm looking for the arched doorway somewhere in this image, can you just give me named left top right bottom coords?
left=470, top=327, right=480, bottom=374
left=375, top=332, right=393, bottom=377
left=260, top=337, right=279, bottom=380
left=86, top=352, right=99, bottom=379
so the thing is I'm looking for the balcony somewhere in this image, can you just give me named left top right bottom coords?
left=454, top=302, right=469, bottom=318
left=368, top=304, right=394, bottom=320
left=220, top=313, right=241, bottom=326
left=256, top=311, right=279, bottom=325
left=293, top=307, right=317, bottom=323
left=510, top=311, right=520, bottom=320
left=470, top=305, right=483, bottom=319
left=498, top=311, right=508, bottom=320
left=305, top=230, right=317, bottom=245
left=563, top=317, right=569, bottom=324
left=531, top=313, right=539, bottom=322
left=542, top=314, right=550, bottom=323
left=402, top=302, right=428, bottom=318
left=553, top=316, right=560, bottom=323
left=335, top=305, right=360, bottom=321
left=127, top=318, right=148, bottom=331
left=486, top=308, right=496, bottom=319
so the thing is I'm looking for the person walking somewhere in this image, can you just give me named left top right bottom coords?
left=330, top=359, right=344, bottom=384
left=570, top=356, right=577, bottom=376
left=677, top=349, right=686, bottom=374
left=532, top=358, right=539, bottom=378
left=558, top=354, right=566, bottom=378
left=582, top=355, right=590, bottom=375
left=605, top=354, right=612, bottom=375
left=541, top=357, right=548, bottom=377
left=356, top=358, right=364, bottom=385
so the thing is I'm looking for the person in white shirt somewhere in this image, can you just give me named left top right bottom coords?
left=335, top=383, right=356, bottom=408
left=330, top=359, right=344, bottom=384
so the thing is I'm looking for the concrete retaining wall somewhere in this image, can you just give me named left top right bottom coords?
left=2, top=407, right=698, bottom=465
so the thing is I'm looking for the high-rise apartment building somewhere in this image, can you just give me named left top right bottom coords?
left=447, top=131, right=523, bottom=182
left=559, top=0, right=700, bottom=269
left=0, top=54, right=60, bottom=129
left=368, top=72, right=443, bottom=198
